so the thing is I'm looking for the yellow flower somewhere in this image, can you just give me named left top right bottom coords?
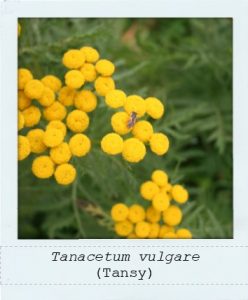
left=176, top=228, right=192, bottom=239
left=18, top=23, right=21, bottom=36
left=146, top=206, right=161, bottom=223
left=122, top=138, right=146, bottom=163
left=105, top=89, right=126, bottom=109
left=66, top=110, right=90, bottom=133
left=101, top=133, right=123, bottom=155
left=22, top=105, right=41, bottom=127
left=128, top=204, right=146, bottom=223
left=38, top=87, right=55, bottom=107
left=140, top=181, right=159, bottom=201
left=18, top=91, right=32, bottom=110
left=95, top=59, right=115, bottom=76
left=27, top=129, right=47, bottom=153
left=32, top=155, right=55, bottom=179
left=50, top=142, right=72, bottom=164
left=62, top=49, right=85, bottom=69
left=74, top=90, right=97, bottom=113
left=58, top=86, right=76, bottom=106
left=43, top=101, right=67, bottom=121
left=54, top=163, right=77, bottom=185
left=152, top=170, right=168, bottom=187
left=160, top=183, right=172, bottom=193
left=132, top=120, right=153, bottom=142
left=24, top=79, right=44, bottom=99
left=127, top=232, right=138, bottom=239
left=158, top=225, right=175, bottom=238
left=152, top=192, right=170, bottom=212
left=124, top=95, right=146, bottom=118
left=111, top=111, right=131, bottom=135
left=111, top=203, right=129, bottom=222
left=69, top=133, right=91, bottom=157
left=162, top=205, right=182, bottom=226
left=94, top=76, right=115, bottom=96
left=43, top=128, right=64, bottom=148
left=80, top=63, right=97, bottom=82
left=18, top=135, right=31, bottom=161
left=171, top=184, right=189, bottom=204
left=46, top=120, right=67, bottom=137
left=150, top=133, right=169, bottom=155
left=41, top=75, right=62, bottom=92
left=115, top=220, right=133, bottom=237
left=65, top=70, right=85, bottom=89
left=148, top=223, right=160, bottom=239
left=135, top=221, right=151, bottom=238
left=18, top=68, right=33, bottom=90
left=18, top=111, right=24, bottom=131
left=162, top=231, right=178, bottom=239
left=145, top=97, right=164, bottom=119
left=80, top=46, right=100, bottom=63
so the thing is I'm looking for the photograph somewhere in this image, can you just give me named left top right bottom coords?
left=17, top=18, right=233, bottom=239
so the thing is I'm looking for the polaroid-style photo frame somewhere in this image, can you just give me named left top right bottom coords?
left=1, top=0, right=248, bottom=299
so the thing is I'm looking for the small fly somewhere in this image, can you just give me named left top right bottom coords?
left=127, top=112, right=137, bottom=128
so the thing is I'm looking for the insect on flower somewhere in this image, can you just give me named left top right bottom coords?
left=127, top=112, right=137, bottom=128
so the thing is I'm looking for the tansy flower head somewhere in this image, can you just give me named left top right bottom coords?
left=62, top=49, right=85, bottom=69
left=80, top=46, right=100, bottom=63
left=146, top=206, right=161, bottom=223
left=65, top=70, right=85, bottom=89
left=50, top=142, right=72, bottom=164
left=18, top=68, right=33, bottom=90
left=111, top=203, right=129, bottom=222
left=111, top=111, right=131, bottom=135
left=58, top=86, right=76, bottom=107
left=152, top=170, right=168, bottom=187
left=124, top=95, right=146, bottom=118
left=54, top=163, right=76, bottom=185
left=24, top=79, right=44, bottom=99
left=145, top=97, right=164, bottom=119
left=101, top=133, right=123, bottom=155
left=95, top=59, right=115, bottom=76
left=46, top=120, right=67, bottom=137
left=162, top=205, right=183, bottom=226
left=43, top=128, right=64, bottom=148
left=135, top=221, right=151, bottom=238
left=122, top=138, right=146, bottom=163
left=69, top=133, right=91, bottom=157
left=18, top=91, right=32, bottom=111
left=132, top=120, right=153, bottom=142
left=159, top=225, right=175, bottom=238
left=66, top=110, right=90, bottom=133
left=32, top=155, right=55, bottom=179
left=43, top=101, right=67, bottom=121
left=128, top=204, right=146, bottom=223
left=94, top=76, right=115, bottom=96
left=74, top=90, right=97, bottom=113
left=150, top=133, right=169, bottom=155
left=27, top=129, right=47, bottom=153
left=152, top=192, right=170, bottom=212
left=80, top=63, right=97, bottom=82
left=41, top=75, right=62, bottom=92
left=140, top=181, right=159, bottom=201
left=22, top=105, right=41, bottom=127
left=105, top=89, right=126, bottom=109
left=148, top=223, right=160, bottom=239
left=171, top=184, right=189, bottom=204
left=18, top=135, right=31, bottom=161
left=115, top=220, right=133, bottom=237
left=38, top=86, right=55, bottom=107
left=176, top=228, right=192, bottom=239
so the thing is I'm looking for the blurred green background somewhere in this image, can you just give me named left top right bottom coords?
left=18, top=18, right=232, bottom=239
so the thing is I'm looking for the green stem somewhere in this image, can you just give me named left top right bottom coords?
left=72, top=180, right=86, bottom=238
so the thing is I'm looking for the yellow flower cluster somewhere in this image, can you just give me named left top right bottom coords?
left=17, top=45, right=106, bottom=185
left=101, top=87, right=168, bottom=162
left=111, top=169, right=192, bottom=239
